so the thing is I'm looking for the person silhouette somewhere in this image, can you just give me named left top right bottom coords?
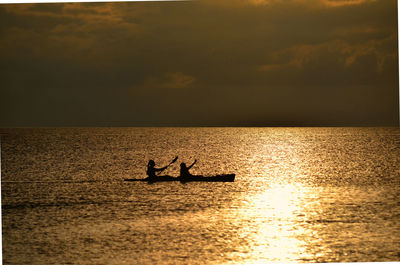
left=179, top=160, right=197, bottom=179
left=146, top=160, right=168, bottom=179
left=146, top=157, right=178, bottom=179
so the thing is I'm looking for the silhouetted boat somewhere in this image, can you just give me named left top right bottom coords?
left=124, top=174, right=235, bottom=183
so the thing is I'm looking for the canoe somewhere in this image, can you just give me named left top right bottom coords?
left=124, top=174, right=235, bottom=183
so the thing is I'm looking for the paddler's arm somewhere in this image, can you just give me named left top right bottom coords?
left=188, top=160, right=197, bottom=169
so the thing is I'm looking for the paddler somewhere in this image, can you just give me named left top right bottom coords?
left=179, top=160, right=197, bottom=179
left=146, top=157, right=178, bottom=179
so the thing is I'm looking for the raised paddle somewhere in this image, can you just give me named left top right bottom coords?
left=170, top=156, right=178, bottom=165
left=156, top=156, right=178, bottom=175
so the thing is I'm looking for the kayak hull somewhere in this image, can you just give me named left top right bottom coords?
left=124, top=174, right=235, bottom=183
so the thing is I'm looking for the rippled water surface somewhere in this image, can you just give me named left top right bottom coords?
left=1, top=127, right=400, bottom=264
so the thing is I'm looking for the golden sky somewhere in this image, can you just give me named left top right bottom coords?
left=0, top=0, right=398, bottom=126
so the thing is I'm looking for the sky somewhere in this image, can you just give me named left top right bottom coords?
left=0, top=0, right=398, bottom=126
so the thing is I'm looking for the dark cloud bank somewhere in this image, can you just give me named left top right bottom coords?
left=0, top=0, right=398, bottom=126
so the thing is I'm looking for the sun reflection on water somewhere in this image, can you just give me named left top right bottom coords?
left=226, top=183, right=315, bottom=264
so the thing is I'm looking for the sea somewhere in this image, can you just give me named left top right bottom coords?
left=1, top=127, right=400, bottom=264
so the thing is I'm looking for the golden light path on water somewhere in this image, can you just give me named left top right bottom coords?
left=228, top=183, right=314, bottom=264
left=217, top=130, right=316, bottom=264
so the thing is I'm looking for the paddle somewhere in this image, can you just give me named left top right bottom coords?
left=156, top=156, right=178, bottom=175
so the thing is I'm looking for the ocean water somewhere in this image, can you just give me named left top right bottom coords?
left=1, top=127, right=400, bottom=264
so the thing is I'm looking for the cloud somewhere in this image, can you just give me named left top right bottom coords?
left=144, top=72, right=196, bottom=89
left=0, top=3, right=150, bottom=64
left=322, top=0, right=376, bottom=7
left=203, top=0, right=376, bottom=8
left=259, top=34, right=397, bottom=74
